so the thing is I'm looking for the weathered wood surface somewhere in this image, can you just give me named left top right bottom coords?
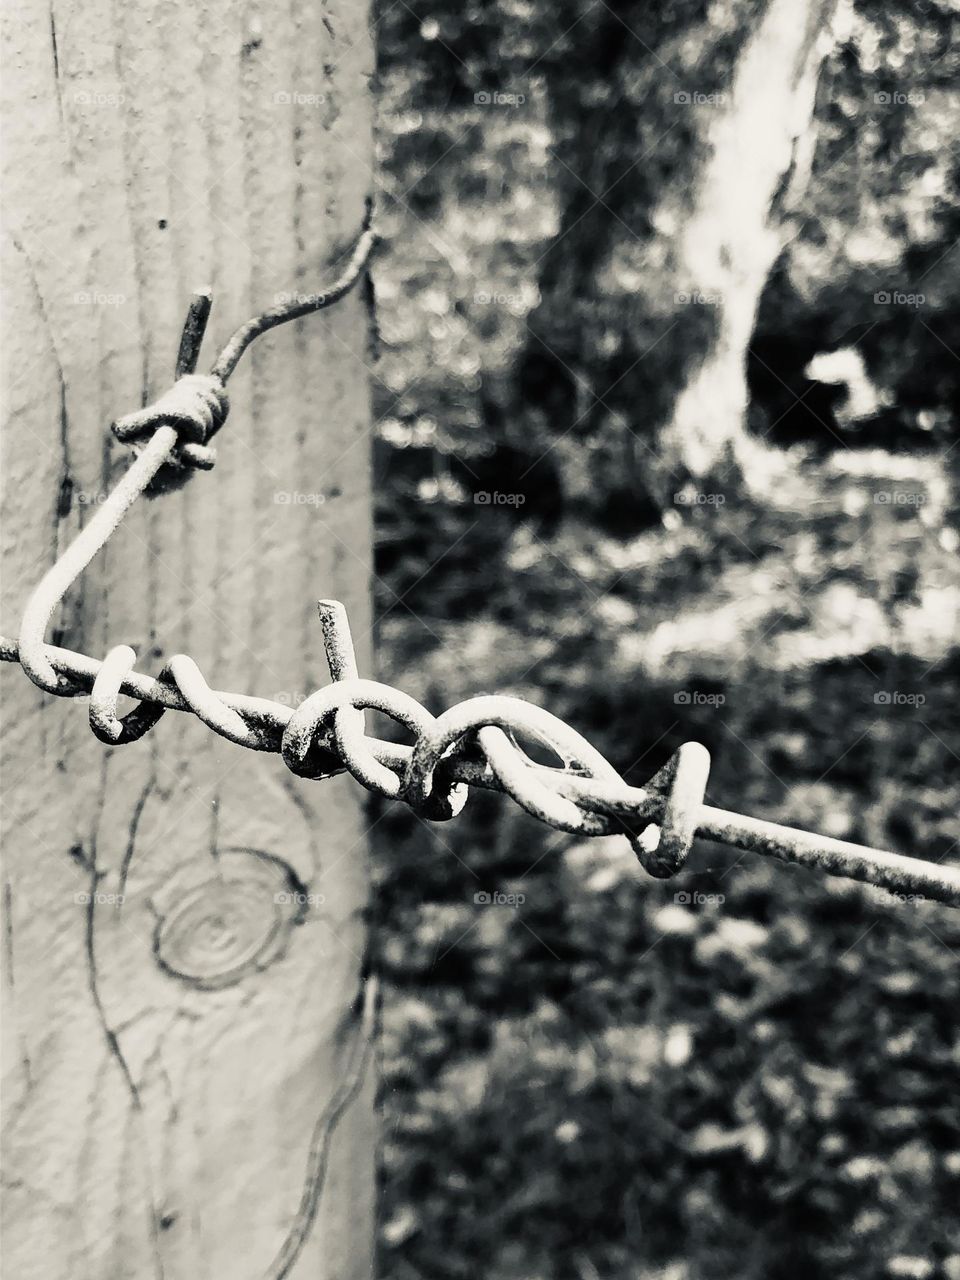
left=1, top=2, right=377, bottom=1276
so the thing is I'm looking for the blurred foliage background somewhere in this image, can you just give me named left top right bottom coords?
left=365, top=1, right=960, bottom=1276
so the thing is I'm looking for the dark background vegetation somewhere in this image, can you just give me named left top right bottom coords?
left=367, top=2, right=960, bottom=1276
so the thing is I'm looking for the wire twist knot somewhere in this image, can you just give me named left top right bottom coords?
left=112, top=373, right=228, bottom=470
left=84, top=602, right=708, bottom=876
left=277, top=617, right=710, bottom=873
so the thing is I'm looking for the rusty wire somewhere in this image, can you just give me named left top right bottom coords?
left=1, top=206, right=958, bottom=912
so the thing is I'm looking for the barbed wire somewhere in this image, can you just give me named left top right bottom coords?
left=2, top=204, right=958, bottom=911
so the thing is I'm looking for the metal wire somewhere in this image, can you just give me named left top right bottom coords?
left=2, top=202, right=958, bottom=911
left=3, top=620, right=958, bottom=908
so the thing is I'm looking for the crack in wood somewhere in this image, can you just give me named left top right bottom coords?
left=118, top=778, right=155, bottom=900
left=263, top=976, right=378, bottom=1280
left=84, top=857, right=167, bottom=1279
left=48, top=5, right=64, bottom=128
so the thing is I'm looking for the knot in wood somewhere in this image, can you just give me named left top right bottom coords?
left=154, top=849, right=306, bottom=990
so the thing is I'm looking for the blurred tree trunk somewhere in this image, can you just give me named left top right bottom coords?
left=514, top=0, right=842, bottom=525
left=659, top=0, right=841, bottom=483
left=0, top=2, right=376, bottom=1278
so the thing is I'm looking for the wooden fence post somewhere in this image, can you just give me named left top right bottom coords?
left=1, top=3, right=377, bottom=1276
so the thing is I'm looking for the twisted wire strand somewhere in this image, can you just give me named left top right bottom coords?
left=3, top=197, right=959, bottom=911
left=2, top=616, right=959, bottom=910
left=212, top=202, right=378, bottom=384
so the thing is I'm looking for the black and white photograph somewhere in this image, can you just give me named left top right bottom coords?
left=1, top=1, right=958, bottom=1277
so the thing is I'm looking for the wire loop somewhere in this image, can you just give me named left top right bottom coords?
left=631, top=742, right=712, bottom=878
left=282, top=678, right=465, bottom=815
left=89, top=645, right=168, bottom=744
left=405, top=696, right=621, bottom=831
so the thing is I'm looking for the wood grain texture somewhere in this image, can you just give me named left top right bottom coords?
left=1, top=2, right=377, bottom=1276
